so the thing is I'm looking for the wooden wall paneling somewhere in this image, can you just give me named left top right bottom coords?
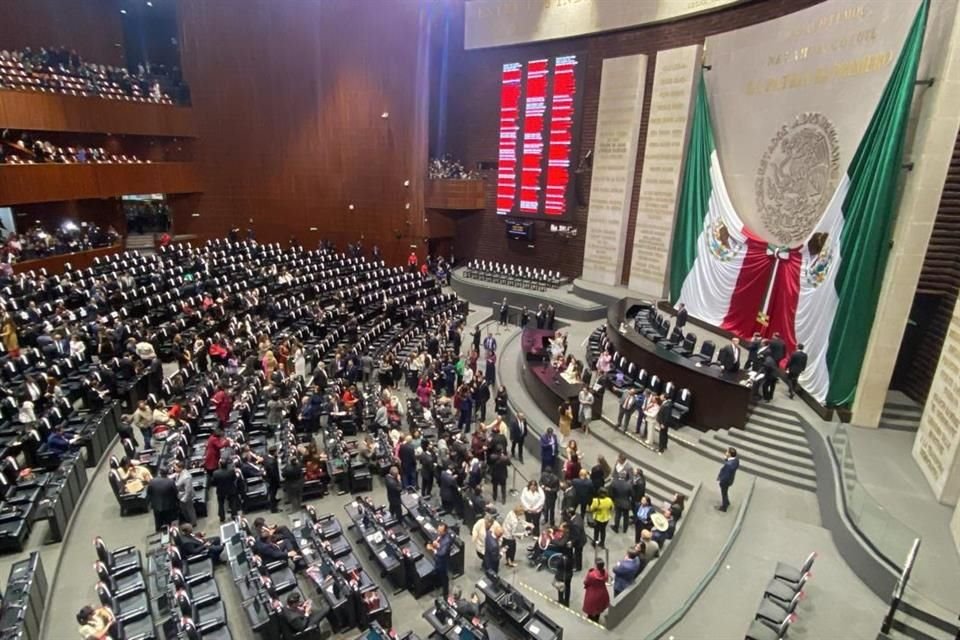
left=0, top=0, right=125, bottom=64
left=443, top=0, right=828, bottom=279
left=0, top=163, right=201, bottom=205
left=10, top=245, right=123, bottom=276
left=176, top=0, right=435, bottom=265
left=0, top=91, right=196, bottom=136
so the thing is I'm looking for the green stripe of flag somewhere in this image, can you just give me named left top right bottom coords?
left=825, top=0, right=929, bottom=406
left=669, top=73, right=715, bottom=304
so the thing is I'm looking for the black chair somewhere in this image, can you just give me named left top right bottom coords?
left=756, top=591, right=802, bottom=626
left=181, top=615, right=232, bottom=640
left=745, top=613, right=793, bottom=640
left=94, top=560, right=145, bottom=596
left=175, top=590, right=227, bottom=633
left=691, top=340, right=716, bottom=365
left=171, top=568, right=221, bottom=606
left=671, top=389, right=692, bottom=424
left=764, top=574, right=808, bottom=607
left=108, top=470, right=149, bottom=516
left=169, top=545, right=214, bottom=579
left=94, top=537, right=143, bottom=577
left=678, top=333, right=698, bottom=357
left=774, top=552, right=816, bottom=585
left=95, top=581, right=150, bottom=621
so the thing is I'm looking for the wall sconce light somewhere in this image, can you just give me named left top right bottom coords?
left=381, top=112, right=390, bottom=119
left=403, top=180, right=410, bottom=187
left=405, top=203, right=411, bottom=210
left=348, top=204, right=355, bottom=211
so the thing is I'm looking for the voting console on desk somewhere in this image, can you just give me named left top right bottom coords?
left=477, top=574, right=563, bottom=640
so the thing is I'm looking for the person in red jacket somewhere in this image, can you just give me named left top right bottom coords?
left=582, top=559, right=610, bottom=622
left=211, top=386, right=232, bottom=426
left=407, top=251, right=418, bottom=272
left=203, top=429, right=229, bottom=477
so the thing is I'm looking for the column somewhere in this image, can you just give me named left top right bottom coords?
left=580, top=54, right=647, bottom=286
left=628, top=44, right=701, bottom=296
left=852, top=2, right=960, bottom=427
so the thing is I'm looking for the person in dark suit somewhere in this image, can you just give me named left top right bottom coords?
left=609, top=472, right=633, bottom=534
left=264, top=447, right=281, bottom=513
left=489, top=450, right=509, bottom=504
left=571, top=471, right=593, bottom=518
left=282, top=457, right=305, bottom=512
left=419, top=445, right=436, bottom=497
left=385, top=466, right=404, bottom=521
left=675, top=303, right=688, bottom=330
left=510, top=413, right=528, bottom=462
left=612, top=550, right=643, bottom=596
left=786, top=344, right=808, bottom=399
left=281, top=592, right=325, bottom=634
left=541, top=467, right=560, bottom=528
left=211, top=459, right=240, bottom=523
left=760, top=353, right=779, bottom=401
left=427, top=522, right=453, bottom=597
left=564, top=509, right=587, bottom=571
left=546, top=304, right=556, bottom=330
left=716, top=447, right=740, bottom=512
left=745, top=332, right=763, bottom=371
left=717, top=337, right=742, bottom=373
left=769, top=332, right=787, bottom=364
left=398, top=437, right=417, bottom=489
left=439, top=466, right=460, bottom=514
left=146, top=467, right=180, bottom=532
left=616, top=389, right=638, bottom=431
left=483, top=525, right=502, bottom=575
left=656, top=396, right=674, bottom=454
left=177, top=524, right=224, bottom=563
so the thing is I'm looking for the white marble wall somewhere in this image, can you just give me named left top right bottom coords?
left=581, top=54, right=647, bottom=286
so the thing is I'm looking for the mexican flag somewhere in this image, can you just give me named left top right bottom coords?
left=797, top=0, right=928, bottom=405
left=669, top=0, right=928, bottom=406
left=668, top=73, right=748, bottom=328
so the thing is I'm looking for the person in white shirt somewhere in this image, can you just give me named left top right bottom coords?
left=501, top=505, right=533, bottom=567
left=69, top=334, right=86, bottom=358
left=18, top=398, right=35, bottom=426
left=472, top=515, right=493, bottom=564
left=521, top=480, right=545, bottom=536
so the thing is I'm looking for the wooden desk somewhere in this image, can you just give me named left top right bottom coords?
left=11, top=244, right=122, bottom=275
left=606, top=298, right=751, bottom=430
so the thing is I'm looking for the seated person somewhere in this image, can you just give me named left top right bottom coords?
left=76, top=604, right=116, bottom=640
left=118, top=457, right=153, bottom=494
left=177, top=523, right=224, bottom=563
left=304, top=457, right=327, bottom=482
left=651, top=508, right=676, bottom=545
left=238, top=452, right=263, bottom=479
left=612, top=549, right=643, bottom=596
left=44, top=425, right=73, bottom=458
left=252, top=517, right=299, bottom=552
left=254, top=532, right=303, bottom=567
left=281, top=592, right=326, bottom=634
left=450, top=588, right=481, bottom=620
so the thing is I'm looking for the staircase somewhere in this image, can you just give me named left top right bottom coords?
left=674, top=403, right=817, bottom=492
left=125, top=233, right=156, bottom=256
left=882, top=598, right=960, bottom=640
left=879, top=397, right=923, bottom=431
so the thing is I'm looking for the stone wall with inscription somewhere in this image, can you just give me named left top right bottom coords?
left=628, top=45, right=701, bottom=296
left=581, top=54, right=647, bottom=286
left=952, top=500, right=960, bottom=556
left=913, top=296, right=960, bottom=505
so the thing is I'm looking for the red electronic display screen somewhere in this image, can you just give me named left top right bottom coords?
left=495, top=55, right=580, bottom=218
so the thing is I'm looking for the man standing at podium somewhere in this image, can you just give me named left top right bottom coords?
left=718, top=337, right=741, bottom=373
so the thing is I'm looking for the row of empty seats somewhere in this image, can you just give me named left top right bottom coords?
left=465, top=260, right=564, bottom=291
left=745, top=552, right=816, bottom=640
left=588, top=327, right=693, bottom=425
